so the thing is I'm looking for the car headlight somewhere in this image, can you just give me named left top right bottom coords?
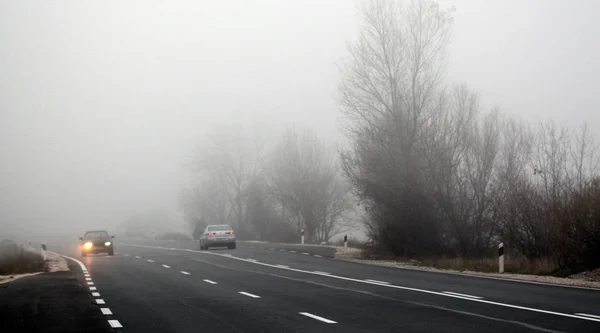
left=104, top=241, right=111, bottom=246
left=84, top=242, right=93, bottom=249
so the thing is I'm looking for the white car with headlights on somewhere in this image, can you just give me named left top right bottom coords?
left=80, top=230, right=115, bottom=257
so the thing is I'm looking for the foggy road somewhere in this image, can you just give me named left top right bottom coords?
left=43, top=240, right=600, bottom=333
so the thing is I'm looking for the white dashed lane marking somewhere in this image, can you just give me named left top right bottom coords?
left=238, top=292, right=261, bottom=299
left=181, top=271, right=191, bottom=275
left=290, top=250, right=297, bottom=253
left=442, top=291, right=483, bottom=299
left=135, top=256, right=141, bottom=259
left=301, top=252, right=309, bottom=255
left=124, top=254, right=130, bottom=257
left=147, top=259, right=154, bottom=263
left=53, top=253, right=124, bottom=329
left=162, top=265, right=171, bottom=268
left=203, top=279, right=218, bottom=285
left=299, top=312, right=337, bottom=324
left=279, top=249, right=286, bottom=252
left=268, top=248, right=274, bottom=251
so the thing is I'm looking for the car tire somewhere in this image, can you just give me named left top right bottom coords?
left=108, top=249, right=114, bottom=256
left=229, top=243, right=236, bottom=250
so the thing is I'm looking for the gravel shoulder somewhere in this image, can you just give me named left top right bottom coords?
left=335, top=248, right=600, bottom=290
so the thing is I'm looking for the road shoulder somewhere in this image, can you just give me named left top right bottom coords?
left=0, top=257, right=112, bottom=333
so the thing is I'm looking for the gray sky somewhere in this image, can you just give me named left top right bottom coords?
left=1, top=0, right=599, bottom=237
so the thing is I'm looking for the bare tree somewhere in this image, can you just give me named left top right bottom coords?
left=194, top=124, right=266, bottom=236
left=270, top=128, right=354, bottom=243
left=339, top=0, right=454, bottom=256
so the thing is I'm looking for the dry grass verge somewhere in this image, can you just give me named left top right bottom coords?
left=335, top=248, right=600, bottom=289
left=0, top=248, right=46, bottom=275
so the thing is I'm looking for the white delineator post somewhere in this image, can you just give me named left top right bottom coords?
left=41, top=243, right=47, bottom=260
left=301, top=229, right=305, bottom=245
left=344, top=235, right=348, bottom=250
left=498, top=242, right=504, bottom=273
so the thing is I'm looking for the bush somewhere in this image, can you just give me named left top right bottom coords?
left=0, top=247, right=46, bottom=275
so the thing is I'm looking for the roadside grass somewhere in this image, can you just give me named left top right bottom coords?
left=419, top=257, right=558, bottom=275
left=351, top=247, right=561, bottom=276
left=0, top=248, right=46, bottom=275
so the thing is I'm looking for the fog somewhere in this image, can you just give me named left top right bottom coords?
left=1, top=0, right=599, bottom=241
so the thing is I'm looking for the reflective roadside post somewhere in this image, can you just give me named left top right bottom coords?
left=498, top=242, right=504, bottom=273
left=41, top=243, right=47, bottom=260
left=344, top=235, right=348, bottom=250
left=301, top=229, right=305, bottom=245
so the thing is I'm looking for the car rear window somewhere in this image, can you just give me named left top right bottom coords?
left=207, top=225, right=232, bottom=231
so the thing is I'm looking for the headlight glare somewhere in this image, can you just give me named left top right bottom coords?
left=84, top=242, right=93, bottom=249
left=104, top=241, right=111, bottom=246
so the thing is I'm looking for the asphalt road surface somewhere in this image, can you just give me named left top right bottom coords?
left=25, top=240, right=600, bottom=332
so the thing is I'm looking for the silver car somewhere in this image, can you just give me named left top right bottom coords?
left=199, top=224, right=236, bottom=250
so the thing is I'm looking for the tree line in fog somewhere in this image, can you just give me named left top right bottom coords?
left=181, top=0, right=599, bottom=272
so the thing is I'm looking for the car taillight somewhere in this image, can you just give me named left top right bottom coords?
left=208, top=232, right=214, bottom=236
left=228, top=231, right=234, bottom=235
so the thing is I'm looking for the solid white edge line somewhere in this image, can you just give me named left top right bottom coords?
left=313, top=271, right=331, bottom=275
left=238, top=291, right=261, bottom=298
left=162, top=265, right=170, bottom=268
left=92, top=292, right=101, bottom=297
left=96, top=299, right=105, bottom=305
left=100, top=308, right=112, bottom=315
left=203, top=279, right=217, bottom=284
left=443, top=291, right=483, bottom=299
left=108, top=320, right=123, bottom=328
left=181, top=271, right=191, bottom=275
left=299, top=312, right=337, bottom=324
left=121, top=244, right=600, bottom=323
left=247, top=259, right=257, bottom=262
left=575, top=313, right=600, bottom=319
left=365, top=279, right=390, bottom=285
left=276, top=264, right=289, bottom=268
left=49, top=252, right=87, bottom=272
